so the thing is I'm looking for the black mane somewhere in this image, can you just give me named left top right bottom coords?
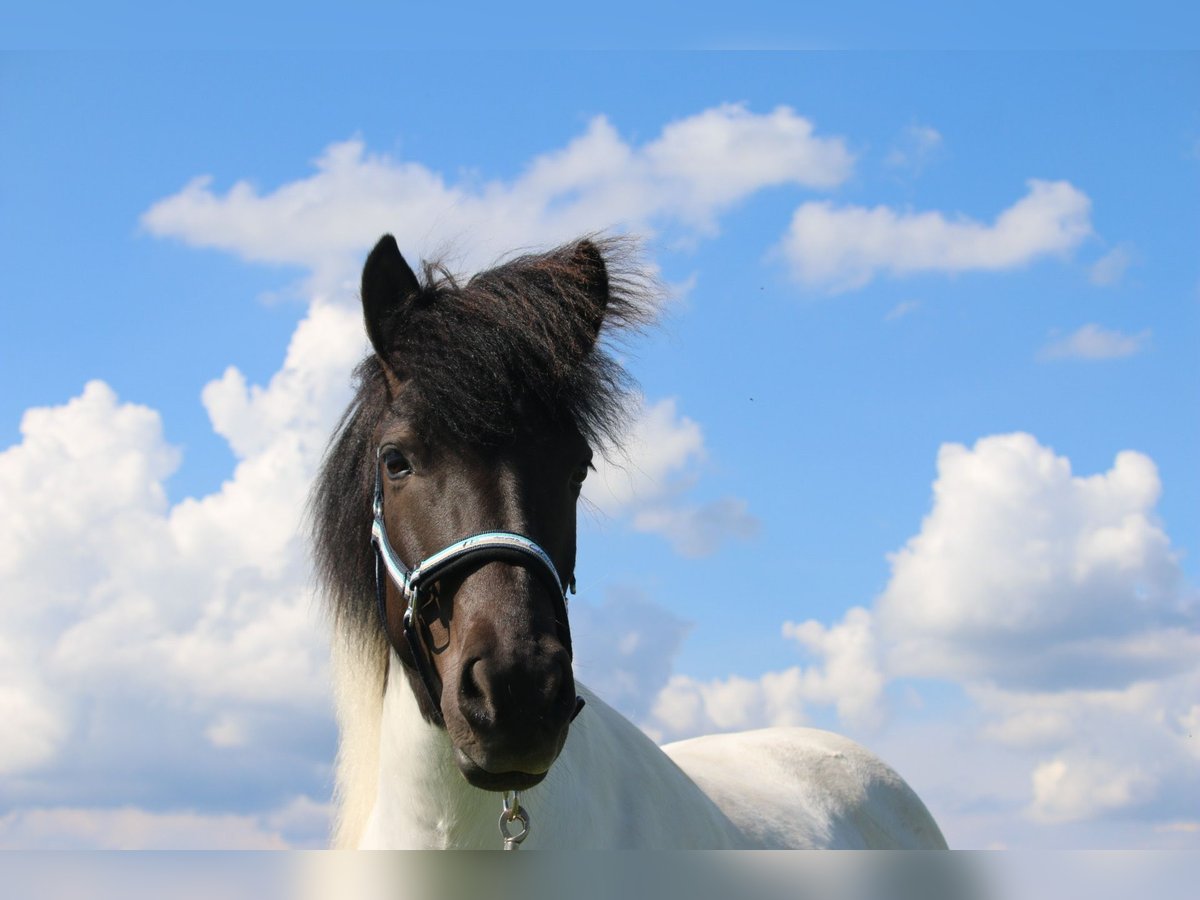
left=309, top=236, right=656, bottom=643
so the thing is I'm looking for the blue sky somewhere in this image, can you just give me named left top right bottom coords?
left=2, top=15, right=1198, bottom=850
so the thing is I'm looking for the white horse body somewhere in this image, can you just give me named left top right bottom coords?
left=335, top=636, right=946, bottom=850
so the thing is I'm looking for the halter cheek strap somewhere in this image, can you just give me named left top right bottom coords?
left=370, top=456, right=584, bottom=726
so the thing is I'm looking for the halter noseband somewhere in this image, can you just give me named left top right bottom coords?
left=370, top=450, right=583, bottom=726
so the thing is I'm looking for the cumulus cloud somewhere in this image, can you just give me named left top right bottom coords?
left=0, top=377, right=335, bottom=814
left=778, top=179, right=1093, bottom=291
left=0, top=300, right=363, bottom=772
left=782, top=607, right=885, bottom=728
left=640, top=103, right=854, bottom=221
left=649, top=672, right=794, bottom=740
left=876, top=433, right=1192, bottom=689
left=870, top=433, right=1199, bottom=827
left=142, top=104, right=853, bottom=292
left=0, top=382, right=179, bottom=773
left=0, top=252, right=394, bottom=803
left=1039, top=323, right=1151, bottom=361
left=201, top=303, right=366, bottom=461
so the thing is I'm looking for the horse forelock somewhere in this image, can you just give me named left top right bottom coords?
left=308, top=235, right=657, bottom=646
left=394, top=235, right=655, bottom=447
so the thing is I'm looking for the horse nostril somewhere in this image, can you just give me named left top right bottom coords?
left=459, top=657, right=484, bottom=700
left=457, top=657, right=500, bottom=731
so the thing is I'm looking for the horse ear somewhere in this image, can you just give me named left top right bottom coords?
left=361, top=234, right=421, bottom=365
left=570, top=239, right=609, bottom=353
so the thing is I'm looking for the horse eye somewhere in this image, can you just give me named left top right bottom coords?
left=382, top=447, right=412, bottom=479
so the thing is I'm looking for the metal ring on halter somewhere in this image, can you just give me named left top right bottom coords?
left=499, top=791, right=530, bottom=850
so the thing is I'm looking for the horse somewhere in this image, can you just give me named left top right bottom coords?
left=309, top=234, right=947, bottom=849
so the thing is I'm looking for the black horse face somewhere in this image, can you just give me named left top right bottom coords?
left=372, top=410, right=588, bottom=788
left=359, top=234, right=609, bottom=790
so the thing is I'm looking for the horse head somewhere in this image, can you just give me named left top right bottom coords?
left=317, top=234, right=645, bottom=792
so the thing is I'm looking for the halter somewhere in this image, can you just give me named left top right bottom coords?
left=369, top=449, right=582, bottom=726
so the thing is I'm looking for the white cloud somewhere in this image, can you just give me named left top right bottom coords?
left=205, top=714, right=249, bottom=749
left=584, top=396, right=705, bottom=514
left=866, top=433, right=1199, bottom=827
left=641, top=103, right=854, bottom=225
left=0, top=382, right=180, bottom=773
left=778, top=179, right=1093, bottom=291
left=649, top=673, right=783, bottom=739
left=1039, top=323, right=1150, bottom=360
left=0, top=381, right=179, bottom=571
left=644, top=606, right=885, bottom=741
left=142, top=104, right=852, bottom=292
left=782, top=607, right=885, bottom=728
left=0, top=377, right=334, bottom=796
left=581, top=396, right=756, bottom=557
left=1030, top=756, right=1156, bottom=824
left=1089, top=243, right=1135, bottom=286
left=201, top=302, right=365, bottom=461
left=876, top=433, right=1191, bottom=688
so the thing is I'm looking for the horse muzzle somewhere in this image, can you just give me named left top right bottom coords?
left=443, top=642, right=577, bottom=790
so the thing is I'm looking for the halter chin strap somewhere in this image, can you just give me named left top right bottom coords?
left=370, top=454, right=584, bottom=726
